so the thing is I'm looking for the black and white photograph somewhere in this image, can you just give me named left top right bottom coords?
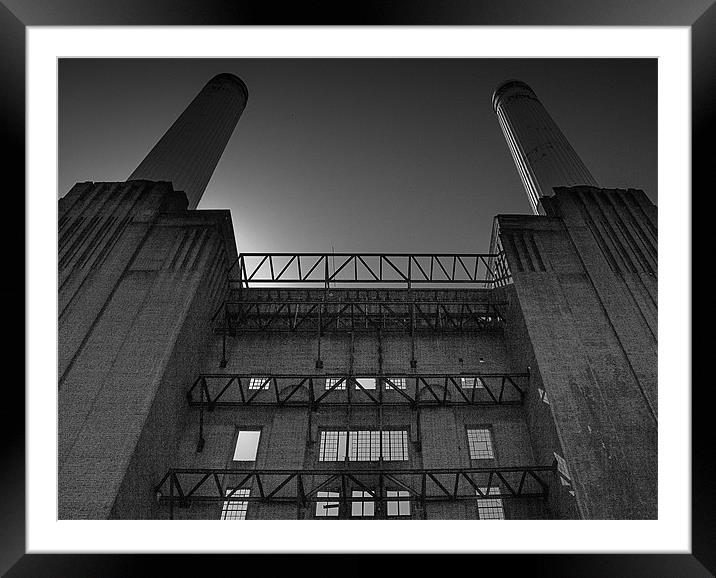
left=57, top=57, right=657, bottom=521
left=4, top=4, right=710, bottom=572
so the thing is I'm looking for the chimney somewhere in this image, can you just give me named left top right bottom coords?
left=492, top=80, right=597, bottom=215
left=128, top=73, right=248, bottom=210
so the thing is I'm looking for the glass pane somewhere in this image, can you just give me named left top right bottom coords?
left=233, top=430, right=260, bottom=461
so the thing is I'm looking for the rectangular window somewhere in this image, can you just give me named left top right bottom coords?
left=380, top=430, right=409, bottom=461
left=315, top=491, right=340, bottom=517
left=319, top=430, right=348, bottom=461
left=249, top=377, right=270, bottom=390
left=325, top=377, right=345, bottom=391
left=385, top=377, right=407, bottom=390
left=477, top=487, right=505, bottom=519
left=467, top=428, right=494, bottom=459
left=233, top=430, right=261, bottom=461
left=355, top=377, right=376, bottom=390
left=349, top=430, right=382, bottom=461
left=319, top=430, right=409, bottom=461
left=221, top=488, right=250, bottom=520
left=351, top=490, right=375, bottom=517
left=461, top=377, right=485, bottom=389
left=387, top=491, right=411, bottom=517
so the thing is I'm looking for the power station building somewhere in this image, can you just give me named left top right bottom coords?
left=58, top=73, right=657, bottom=520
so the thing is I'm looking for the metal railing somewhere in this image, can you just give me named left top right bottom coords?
left=228, top=253, right=511, bottom=289
left=155, top=465, right=556, bottom=519
left=212, top=298, right=506, bottom=334
left=187, top=372, right=527, bottom=408
left=187, top=372, right=528, bottom=452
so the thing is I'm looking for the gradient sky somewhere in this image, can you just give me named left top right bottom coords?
left=59, top=58, right=656, bottom=253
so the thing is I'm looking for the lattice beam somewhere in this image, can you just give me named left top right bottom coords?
left=228, top=253, right=511, bottom=289
left=155, top=465, right=555, bottom=519
left=187, top=372, right=528, bottom=408
left=213, top=300, right=507, bottom=334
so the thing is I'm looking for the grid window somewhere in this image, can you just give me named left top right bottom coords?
left=381, top=430, right=409, bottom=461
left=249, top=377, right=270, bottom=390
left=233, top=430, right=261, bottom=461
left=351, top=491, right=375, bottom=517
left=315, top=491, right=340, bottom=517
left=477, top=487, right=505, bottom=519
left=319, top=431, right=348, bottom=461
left=467, top=428, right=495, bottom=459
left=387, top=491, right=411, bottom=517
left=461, top=377, right=485, bottom=389
left=221, top=488, right=250, bottom=520
left=319, top=430, right=409, bottom=461
left=325, top=377, right=345, bottom=390
left=385, top=377, right=407, bottom=390
left=355, top=377, right=376, bottom=390
left=349, top=430, right=381, bottom=461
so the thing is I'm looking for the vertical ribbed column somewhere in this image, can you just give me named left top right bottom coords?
left=128, top=73, right=248, bottom=210
left=492, top=80, right=597, bottom=215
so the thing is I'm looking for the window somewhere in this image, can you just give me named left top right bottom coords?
left=554, top=452, right=571, bottom=486
left=387, top=491, right=411, bottom=517
left=351, top=491, right=375, bottom=517
left=380, top=430, right=409, bottom=461
left=467, top=428, right=494, bottom=459
left=477, top=487, right=505, bottom=519
left=385, top=377, right=407, bottom=390
left=319, top=430, right=409, bottom=461
left=537, top=388, right=550, bottom=405
left=233, top=430, right=261, bottom=461
left=461, top=377, right=485, bottom=389
left=221, top=488, right=250, bottom=520
left=249, top=377, right=270, bottom=390
left=355, top=377, right=376, bottom=390
left=349, top=430, right=382, bottom=461
left=315, top=491, right=340, bottom=517
left=319, top=430, right=348, bottom=461
left=325, top=377, right=345, bottom=391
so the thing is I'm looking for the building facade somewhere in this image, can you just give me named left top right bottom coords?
left=58, top=76, right=657, bottom=520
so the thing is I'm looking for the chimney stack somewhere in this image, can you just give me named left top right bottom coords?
left=492, top=80, right=597, bottom=215
left=128, top=73, right=248, bottom=210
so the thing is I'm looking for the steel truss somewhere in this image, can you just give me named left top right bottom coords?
left=228, top=253, right=511, bottom=289
left=187, top=372, right=528, bottom=409
left=213, top=299, right=506, bottom=334
left=155, top=465, right=556, bottom=519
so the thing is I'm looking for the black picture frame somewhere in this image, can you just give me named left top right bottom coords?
left=4, top=0, right=712, bottom=574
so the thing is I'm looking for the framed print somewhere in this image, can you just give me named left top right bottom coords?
left=5, top=0, right=713, bottom=575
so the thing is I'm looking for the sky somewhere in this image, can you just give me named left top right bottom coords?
left=58, top=58, right=657, bottom=254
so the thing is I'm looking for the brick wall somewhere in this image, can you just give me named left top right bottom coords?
left=168, top=296, right=545, bottom=520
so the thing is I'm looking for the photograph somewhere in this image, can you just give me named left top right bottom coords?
left=3, top=1, right=709, bottom=571
left=57, top=57, right=658, bottom=521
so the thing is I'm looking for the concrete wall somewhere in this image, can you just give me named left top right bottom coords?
left=498, top=186, right=657, bottom=519
left=499, top=284, right=581, bottom=519
left=58, top=181, right=185, bottom=384
left=58, top=182, right=236, bottom=519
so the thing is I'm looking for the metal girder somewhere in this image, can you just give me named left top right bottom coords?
left=213, top=299, right=506, bottom=334
left=187, top=372, right=527, bottom=408
left=228, top=253, right=511, bottom=289
left=155, top=465, right=556, bottom=518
